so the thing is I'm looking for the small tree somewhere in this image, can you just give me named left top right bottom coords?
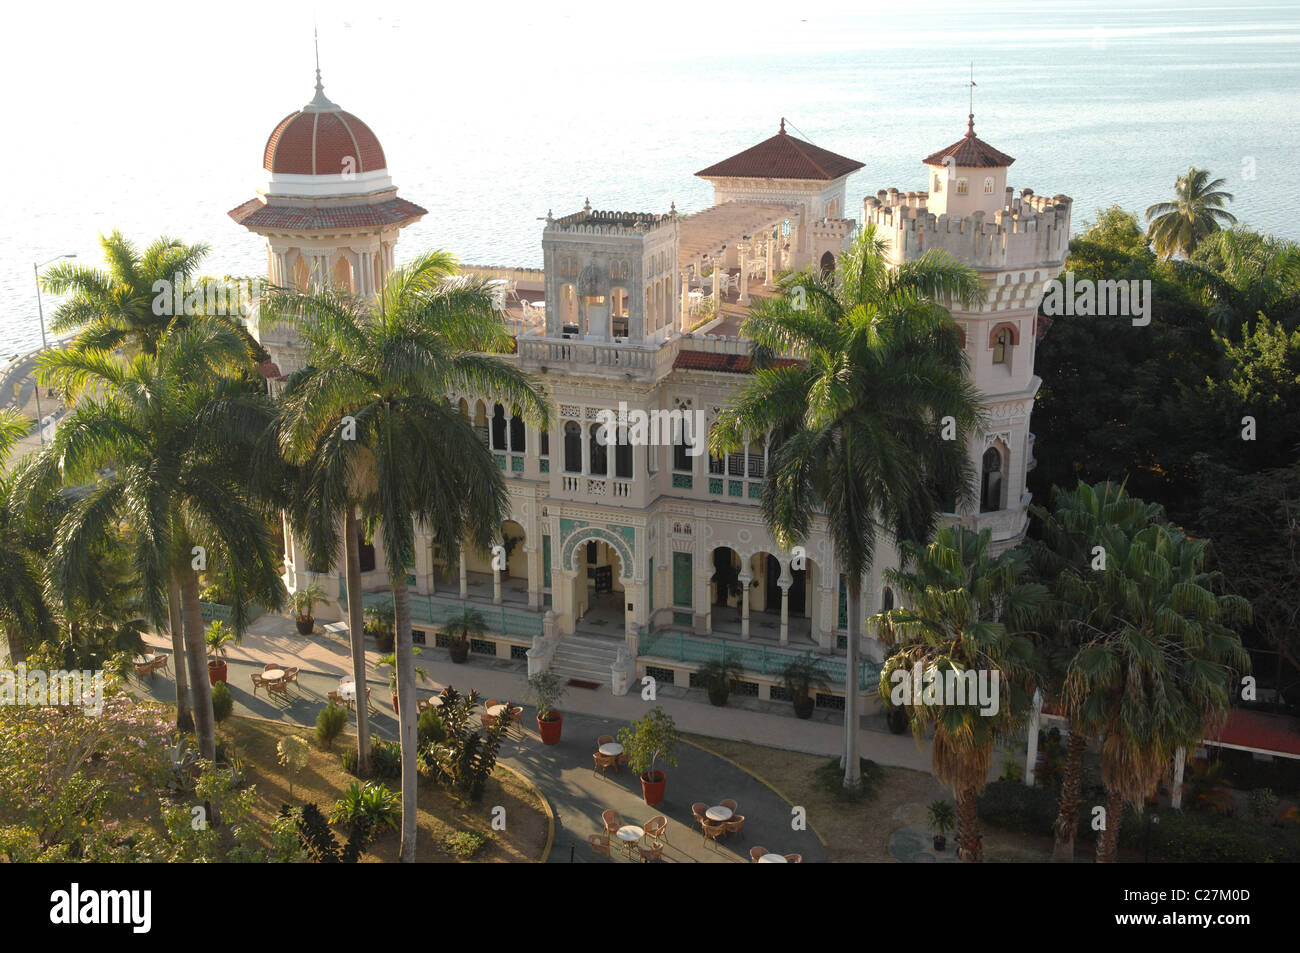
left=617, top=707, right=679, bottom=782
left=927, top=799, right=956, bottom=847
left=290, top=583, right=329, bottom=624
left=205, top=620, right=236, bottom=658
left=524, top=670, right=566, bottom=722
left=210, top=681, right=234, bottom=725
left=316, top=703, right=348, bottom=750
left=277, top=735, right=310, bottom=798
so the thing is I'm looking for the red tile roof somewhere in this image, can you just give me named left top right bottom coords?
left=264, top=108, right=387, bottom=176
left=1206, top=709, right=1300, bottom=757
left=923, top=117, right=1015, bottom=169
left=228, top=197, right=427, bottom=231
left=697, top=121, right=864, bottom=181
left=672, top=350, right=801, bottom=374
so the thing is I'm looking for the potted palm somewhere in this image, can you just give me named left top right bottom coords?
left=444, top=607, right=486, bottom=664
left=378, top=650, right=430, bottom=714
left=617, top=707, right=679, bottom=806
left=525, top=670, right=566, bottom=744
left=290, top=582, right=328, bottom=635
left=927, top=799, right=955, bottom=851
left=206, top=620, right=235, bottom=685
left=364, top=604, right=396, bottom=653
left=780, top=656, right=831, bottom=719
left=696, top=654, right=743, bottom=707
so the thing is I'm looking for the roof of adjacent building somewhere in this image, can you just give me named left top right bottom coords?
left=696, top=119, right=864, bottom=181
left=923, top=115, right=1016, bottom=168
left=672, top=350, right=801, bottom=374
left=227, top=196, right=427, bottom=231
left=263, top=78, right=387, bottom=175
left=1206, top=708, right=1300, bottom=758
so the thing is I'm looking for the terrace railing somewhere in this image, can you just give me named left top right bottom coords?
left=638, top=630, right=881, bottom=692
left=346, top=590, right=545, bottom=641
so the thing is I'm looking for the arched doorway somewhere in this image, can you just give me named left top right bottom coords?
left=981, top=445, right=1004, bottom=512
left=711, top=547, right=742, bottom=608
left=571, top=539, right=625, bottom=636
left=820, top=251, right=836, bottom=274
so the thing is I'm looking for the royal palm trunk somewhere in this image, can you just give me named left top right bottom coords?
left=1096, top=786, right=1125, bottom=863
left=1050, top=730, right=1089, bottom=863
left=345, top=508, right=370, bottom=775
left=179, top=569, right=216, bottom=761
left=167, top=578, right=192, bottom=731
left=956, top=786, right=983, bottom=862
left=392, top=576, right=418, bottom=863
left=842, top=579, right=862, bottom=791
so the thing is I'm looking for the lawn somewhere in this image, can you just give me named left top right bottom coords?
left=686, top=734, right=1054, bottom=862
left=222, top=716, right=550, bottom=863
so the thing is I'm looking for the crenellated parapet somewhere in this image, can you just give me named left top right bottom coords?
left=546, top=203, right=679, bottom=238
left=863, top=187, right=1071, bottom=275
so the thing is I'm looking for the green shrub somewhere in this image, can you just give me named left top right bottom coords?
left=812, top=757, right=881, bottom=802
left=975, top=779, right=1061, bottom=836
left=1126, top=810, right=1300, bottom=863
left=1248, top=787, right=1279, bottom=822
left=316, top=704, right=348, bottom=750
left=331, top=781, right=401, bottom=834
left=341, top=746, right=359, bottom=776
left=369, top=739, right=401, bottom=780
left=210, top=681, right=234, bottom=724
left=445, top=830, right=489, bottom=859
left=417, top=707, right=446, bottom=748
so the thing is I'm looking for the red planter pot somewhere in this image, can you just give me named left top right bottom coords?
left=392, top=694, right=399, bottom=715
left=537, top=712, right=562, bottom=745
left=207, top=658, right=227, bottom=686
left=296, top=617, right=314, bottom=635
left=641, top=770, right=667, bottom=806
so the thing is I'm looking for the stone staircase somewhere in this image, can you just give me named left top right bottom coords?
left=549, top=634, right=625, bottom=686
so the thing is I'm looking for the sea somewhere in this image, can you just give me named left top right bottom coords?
left=1, top=0, right=1297, bottom=355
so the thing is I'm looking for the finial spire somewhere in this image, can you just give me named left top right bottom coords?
left=779, top=117, right=786, bottom=134
left=968, top=63, right=976, bottom=135
left=315, top=25, right=322, bottom=92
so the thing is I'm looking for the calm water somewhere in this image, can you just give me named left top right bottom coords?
left=1, top=0, right=1298, bottom=354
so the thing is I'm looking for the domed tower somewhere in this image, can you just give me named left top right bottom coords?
left=229, top=66, right=426, bottom=382
left=863, top=114, right=1072, bottom=550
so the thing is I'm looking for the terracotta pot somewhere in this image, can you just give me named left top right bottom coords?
left=537, top=711, right=562, bottom=745
left=392, top=694, right=399, bottom=714
left=295, top=617, right=314, bottom=635
left=792, top=696, right=815, bottom=719
left=207, top=658, right=227, bottom=686
left=448, top=639, right=470, bottom=663
left=641, top=770, right=667, bottom=806
left=707, top=687, right=729, bottom=707
left=933, top=834, right=946, bottom=851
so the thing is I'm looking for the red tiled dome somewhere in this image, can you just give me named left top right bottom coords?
left=263, top=90, right=387, bottom=175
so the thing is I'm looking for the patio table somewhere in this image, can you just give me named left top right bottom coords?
left=338, top=678, right=356, bottom=703
left=705, top=805, right=733, bottom=822
left=598, top=742, right=623, bottom=757
left=616, top=825, right=644, bottom=856
left=758, top=853, right=787, bottom=863
left=263, top=668, right=285, bottom=682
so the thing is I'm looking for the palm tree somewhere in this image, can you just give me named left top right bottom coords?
left=1063, top=523, right=1250, bottom=862
left=263, top=250, right=548, bottom=862
left=711, top=223, right=986, bottom=792
left=1174, top=228, right=1300, bottom=337
left=1145, top=166, right=1237, bottom=259
left=874, top=527, right=1046, bottom=862
left=0, top=410, right=56, bottom=663
left=16, top=320, right=286, bottom=756
left=41, top=230, right=259, bottom=359
left=1025, top=480, right=1164, bottom=862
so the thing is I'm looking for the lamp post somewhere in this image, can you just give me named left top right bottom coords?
left=32, top=254, right=76, bottom=444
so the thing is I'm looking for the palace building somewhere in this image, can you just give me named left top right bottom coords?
left=232, top=73, right=1071, bottom=701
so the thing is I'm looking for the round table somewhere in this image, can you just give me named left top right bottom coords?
left=616, top=825, right=644, bottom=845
left=758, top=853, right=787, bottom=863
left=598, top=742, right=623, bottom=757
left=263, top=668, right=285, bottom=682
left=527, top=300, right=545, bottom=311
left=705, top=805, right=733, bottom=822
left=486, top=704, right=508, bottom=717
left=426, top=695, right=444, bottom=708
left=688, top=291, right=703, bottom=299
left=338, top=678, right=356, bottom=703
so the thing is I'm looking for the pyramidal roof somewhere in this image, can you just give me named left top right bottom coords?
left=696, top=119, right=864, bottom=182
left=922, top=115, right=1015, bottom=168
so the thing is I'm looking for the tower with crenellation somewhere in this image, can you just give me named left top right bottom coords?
left=863, top=112, right=1072, bottom=550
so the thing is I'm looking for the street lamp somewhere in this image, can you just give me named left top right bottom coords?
left=32, top=253, right=76, bottom=443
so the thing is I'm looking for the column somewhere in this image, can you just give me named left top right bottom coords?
left=680, top=272, right=690, bottom=330
left=459, top=551, right=468, bottom=600
left=526, top=547, right=543, bottom=610
left=695, top=570, right=711, bottom=636
left=765, top=237, right=775, bottom=287
left=1171, top=747, right=1186, bottom=810
left=427, top=540, right=437, bottom=595
left=553, top=569, right=577, bottom=635
left=1025, top=690, right=1042, bottom=786
left=739, top=572, right=752, bottom=639
left=493, top=563, right=502, bottom=605
left=737, top=242, right=750, bottom=306
left=779, top=580, right=790, bottom=644
left=711, top=257, right=721, bottom=310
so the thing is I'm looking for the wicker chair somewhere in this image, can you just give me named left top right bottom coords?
left=268, top=679, right=291, bottom=701
left=263, top=663, right=280, bottom=672
left=750, top=846, right=768, bottom=863
left=601, top=809, right=623, bottom=835
left=702, top=822, right=727, bottom=848
left=784, top=854, right=802, bottom=864
left=485, top=698, right=501, bottom=710
left=589, top=833, right=611, bottom=858
left=250, top=673, right=267, bottom=696
left=636, top=839, right=665, bottom=863
left=281, top=667, right=300, bottom=691
left=643, top=816, right=668, bottom=843
left=592, top=752, right=617, bottom=776
left=720, top=798, right=738, bottom=813
left=691, top=802, right=707, bottom=822
left=327, top=690, right=346, bottom=708
left=597, top=734, right=614, bottom=746
left=724, top=814, right=745, bottom=839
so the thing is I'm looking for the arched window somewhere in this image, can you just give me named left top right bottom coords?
left=588, top=423, right=607, bottom=476
left=509, top=410, right=526, bottom=453
left=491, top=404, right=508, bottom=451
left=539, top=428, right=549, bottom=458
left=881, top=587, right=894, bottom=612
left=563, top=421, right=582, bottom=473
left=615, top=426, right=633, bottom=480
left=984, top=176, right=995, bottom=194
left=981, top=446, right=1003, bottom=513
left=673, top=427, right=692, bottom=472
left=933, top=174, right=943, bottom=193
left=956, top=178, right=969, bottom=195
left=992, top=328, right=1012, bottom=365
left=820, top=251, right=835, bottom=274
